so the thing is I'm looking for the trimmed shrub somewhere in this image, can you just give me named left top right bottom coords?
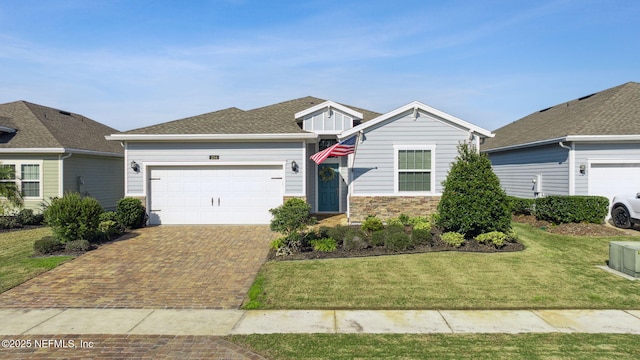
left=16, top=209, right=43, bottom=225
left=343, top=228, right=368, bottom=251
left=43, top=193, right=104, bottom=243
left=411, top=228, right=432, bottom=246
left=476, top=231, right=507, bottom=248
left=116, top=198, right=147, bottom=229
left=534, top=195, right=609, bottom=224
left=386, top=217, right=403, bottom=226
left=310, top=237, right=338, bottom=252
left=326, top=225, right=350, bottom=242
left=34, top=236, right=63, bottom=255
left=65, top=239, right=91, bottom=253
left=441, top=232, right=465, bottom=248
left=370, top=230, right=386, bottom=246
left=509, top=196, right=535, bottom=215
left=397, top=214, right=411, bottom=225
left=269, top=198, right=315, bottom=236
left=409, top=216, right=432, bottom=232
left=361, top=216, right=384, bottom=233
left=437, top=143, right=511, bottom=238
left=384, top=231, right=412, bottom=252
left=0, top=216, right=21, bottom=229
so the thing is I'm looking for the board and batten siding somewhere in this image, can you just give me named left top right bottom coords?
left=351, top=110, right=470, bottom=195
left=487, top=144, right=569, bottom=198
left=302, top=108, right=353, bottom=132
left=574, top=142, right=640, bottom=195
left=126, top=141, right=304, bottom=196
left=63, top=154, right=124, bottom=210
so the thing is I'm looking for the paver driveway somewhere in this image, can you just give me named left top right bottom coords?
left=0, top=225, right=276, bottom=309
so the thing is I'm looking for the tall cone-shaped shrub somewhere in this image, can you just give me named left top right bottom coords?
left=437, top=143, right=511, bottom=238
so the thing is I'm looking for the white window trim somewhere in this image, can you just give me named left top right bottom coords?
left=0, top=160, right=44, bottom=200
left=393, top=145, right=436, bottom=195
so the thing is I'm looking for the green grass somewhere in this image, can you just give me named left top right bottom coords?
left=246, top=223, right=640, bottom=309
left=227, top=333, right=640, bottom=360
left=0, top=227, right=73, bottom=293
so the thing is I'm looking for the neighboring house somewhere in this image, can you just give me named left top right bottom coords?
left=0, top=101, right=124, bottom=212
left=107, top=96, right=493, bottom=225
left=481, top=82, right=640, bottom=204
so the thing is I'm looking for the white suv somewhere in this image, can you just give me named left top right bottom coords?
left=611, top=194, right=640, bottom=229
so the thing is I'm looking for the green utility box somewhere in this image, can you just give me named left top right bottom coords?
left=609, top=241, right=640, bottom=278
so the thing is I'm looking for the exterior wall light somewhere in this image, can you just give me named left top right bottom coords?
left=291, top=160, right=299, bottom=173
left=130, top=160, right=140, bottom=172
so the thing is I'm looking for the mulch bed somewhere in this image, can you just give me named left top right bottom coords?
left=269, top=215, right=634, bottom=261
left=511, top=214, right=628, bottom=237
left=268, top=233, right=525, bottom=261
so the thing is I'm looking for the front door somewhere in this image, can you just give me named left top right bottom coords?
left=318, top=163, right=339, bottom=212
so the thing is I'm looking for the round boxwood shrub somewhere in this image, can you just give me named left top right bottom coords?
left=34, top=236, right=63, bottom=255
left=361, top=216, right=384, bottom=233
left=437, top=143, right=511, bottom=238
left=384, top=231, right=412, bottom=252
left=44, top=192, right=104, bottom=243
left=411, top=228, right=432, bottom=246
left=370, top=230, right=386, bottom=246
left=116, top=198, right=147, bottom=229
left=65, top=239, right=91, bottom=253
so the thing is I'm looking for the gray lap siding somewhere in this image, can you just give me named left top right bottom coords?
left=125, top=141, right=304, bottom=196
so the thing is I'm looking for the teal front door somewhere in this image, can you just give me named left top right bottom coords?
left=318, top=163, right=339, bottom=212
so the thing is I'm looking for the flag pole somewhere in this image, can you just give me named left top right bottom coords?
left=347, top=131, right=362, bottom=225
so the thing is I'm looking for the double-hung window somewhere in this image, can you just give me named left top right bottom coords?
left=0, top=162, right=41, bottom=198
left=395, top=145, right=435, bottom=193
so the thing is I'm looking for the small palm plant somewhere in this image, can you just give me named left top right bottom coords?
left=0, top=164, right=23, bottom=214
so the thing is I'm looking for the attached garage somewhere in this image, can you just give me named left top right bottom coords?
left=148, top=165, right=284, bottom=225
left=588, top=162, right=640, bottom=202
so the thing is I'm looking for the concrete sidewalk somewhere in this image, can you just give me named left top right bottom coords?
left=2, top=309, right=640, bottom=335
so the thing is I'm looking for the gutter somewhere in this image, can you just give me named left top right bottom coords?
left=483, top=135, right=640, bottom=153
left=106, top=133, right=319, bottom=141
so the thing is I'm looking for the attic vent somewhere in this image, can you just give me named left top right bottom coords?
left=59, top=110, right=72, bottom=116
left=539, top=107, right=552, bottom=113
left=578, top=93, right=595, bottom=101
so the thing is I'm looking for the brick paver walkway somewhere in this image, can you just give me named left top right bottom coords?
left=0, top=335, right=267, bottom=360
left=0, top=225, right=276, bottom=309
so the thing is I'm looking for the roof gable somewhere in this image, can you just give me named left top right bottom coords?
left=482, top=82, right=640, bottom=151
left=340, top=101, right=493, bottom=139
left=0, top=101, right=123, bottom=155
left=116, top=96, right=381, bottom=137
left=294, top=101, right=363, bottom=120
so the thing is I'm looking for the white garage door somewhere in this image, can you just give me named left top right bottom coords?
left=148, top=165, right=283, bottom=225
left=589, top=162, right=640, bottom=203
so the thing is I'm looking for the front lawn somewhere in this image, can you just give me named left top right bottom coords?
left=228, top=333, right=640, bottom=360
left=0, top=227, right=74, bottom=293
left=246, top=223, right=640, bottom=309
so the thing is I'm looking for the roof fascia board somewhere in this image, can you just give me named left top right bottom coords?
left=0, top=148, right=123, bottom=157
left=106, top=133, right=318, bottom=141
left=295, top=101, right=363, bottom=120
left=340, top=101, right=494, bottom=139
left=483, top=135, right=640, bottom=153
left=482, top=137, right=569, bottom=153
left=565, top=135, right=640, bottom=142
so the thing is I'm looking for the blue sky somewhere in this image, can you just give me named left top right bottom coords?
left=0, top=0, right=638, bottom=132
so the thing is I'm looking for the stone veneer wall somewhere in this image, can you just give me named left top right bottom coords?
left=349, top=196, right=441, bottom=223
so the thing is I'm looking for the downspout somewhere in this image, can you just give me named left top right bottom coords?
left=558, top=141, right=575, bottom=195
left=59, top=152, right=73, bottom=197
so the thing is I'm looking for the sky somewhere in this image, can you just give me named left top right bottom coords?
left=0, top=0, right=638, bottom=132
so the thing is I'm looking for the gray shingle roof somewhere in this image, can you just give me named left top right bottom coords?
left=482, top=82, right=640, bottom=151
left=0, top=101, right=123, bottom=154
left=120, top=96, right=381, bottom=135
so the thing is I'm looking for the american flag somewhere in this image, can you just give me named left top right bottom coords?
left=310, top=135, right=358, bottom=165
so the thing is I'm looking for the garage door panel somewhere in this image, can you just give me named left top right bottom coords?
left=589, top=162, right=640, bottom=204
left=149, top=165, right=283, bottom=225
